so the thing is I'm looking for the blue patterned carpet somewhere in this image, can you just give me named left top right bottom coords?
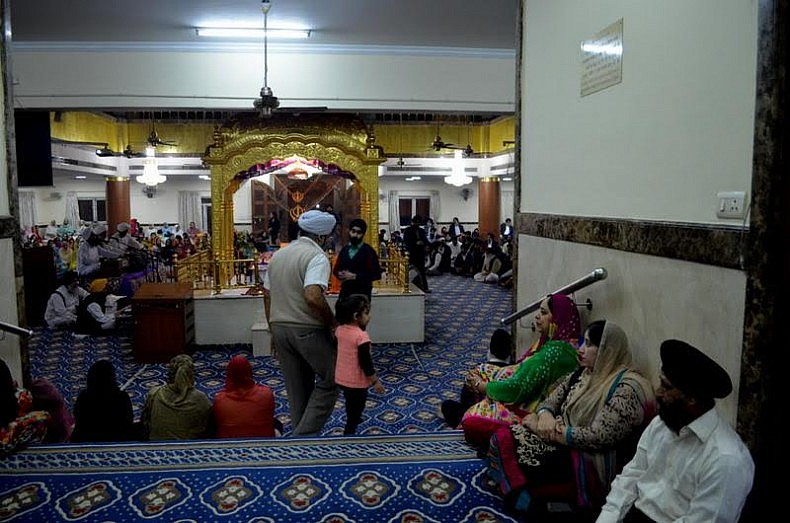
left=0, top=433, right=520, bottom=522
left=28, top=272, right=514, bottom=436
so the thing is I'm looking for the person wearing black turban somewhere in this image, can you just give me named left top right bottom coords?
left=597, top=340, right=754, bottom=523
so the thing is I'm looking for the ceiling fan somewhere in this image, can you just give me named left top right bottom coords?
left=50, top=138, right=118, bottom=159
left=253, top=0, right=327, bottom=117
left=92, top=142, right=146, bottom=158
left=145, top=117, right=178, bottom=148
left=430, top=134, right=456, bottom=151
left=391, top=114, right=422, bottom=171
left=122, top=144, right=146, bottom=158
left=428, top=116, right=465, bottom=152
left=459, top=118, right=497, bottom=158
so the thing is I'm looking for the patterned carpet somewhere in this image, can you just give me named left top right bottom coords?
left=0, top=433, right=518, bottom=522
left=28, top=272, right=514, bottom=436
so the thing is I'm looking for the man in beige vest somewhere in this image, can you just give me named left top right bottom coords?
left=263, top=209, right=338, bottom=436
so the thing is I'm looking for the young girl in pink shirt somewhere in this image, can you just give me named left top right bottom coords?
left=334, top=294, right=385, bottom=435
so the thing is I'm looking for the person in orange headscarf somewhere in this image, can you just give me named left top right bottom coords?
left=213, top=355, right=281, bottom=438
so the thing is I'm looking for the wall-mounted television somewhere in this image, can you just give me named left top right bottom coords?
left=14, top=110, right=52, bottom=187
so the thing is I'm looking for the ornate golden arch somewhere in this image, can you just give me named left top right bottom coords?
left=203, top=114, right=385, bottom=260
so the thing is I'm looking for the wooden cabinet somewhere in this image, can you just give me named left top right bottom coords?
left=132, top=282, right=194, bottom=363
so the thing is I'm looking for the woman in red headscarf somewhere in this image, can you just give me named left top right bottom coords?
left=460, top=294, right=581, bottom=449
left=213, top=355, right=280, bottom=438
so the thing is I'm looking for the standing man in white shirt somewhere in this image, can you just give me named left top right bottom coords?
left=263, top=209, right=338, bottom=436
left=596, top=339, right=754, bottom=523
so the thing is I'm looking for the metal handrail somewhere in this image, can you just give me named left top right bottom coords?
left=0, top=320, right=33, bottom=337
left=500, top=267, right=608, bottom=325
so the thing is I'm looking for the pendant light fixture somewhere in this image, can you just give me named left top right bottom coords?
left=135, top=145, right=167, bottom=187
left=253, top=0, right=280, bottom=118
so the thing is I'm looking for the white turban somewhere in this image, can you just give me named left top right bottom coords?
left=91, top=224, right=107, bottom=236
left=116, top=222, right=130, bottom=233
left=298, top=210, right=336, bottom=235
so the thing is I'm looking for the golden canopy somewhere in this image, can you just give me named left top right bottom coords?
left=203, top=113, right=385, bottom=260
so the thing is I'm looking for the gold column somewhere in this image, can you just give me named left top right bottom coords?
left=106, top=177, right=130, bottom=236
left=478, top=177, right=501, bottom=238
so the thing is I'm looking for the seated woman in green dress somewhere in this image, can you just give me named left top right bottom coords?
left=460, top=293, right=581, bottom=449
left=486, top=320, right=656, bottom=517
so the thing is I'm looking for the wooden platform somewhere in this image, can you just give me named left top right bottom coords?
left=192, top=285, right=425, bottom=345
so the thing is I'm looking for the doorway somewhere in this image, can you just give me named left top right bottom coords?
left=398, top=197, right=431, bottom=228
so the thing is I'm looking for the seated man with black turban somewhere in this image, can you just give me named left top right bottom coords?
left=597, top=339, right=754, bottom=523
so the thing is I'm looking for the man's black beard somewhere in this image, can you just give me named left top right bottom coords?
left=349, top=237, right=362, bottom=246
left=657, top=398, right=694, bottom=433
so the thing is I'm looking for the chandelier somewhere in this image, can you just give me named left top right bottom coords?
left=443, top=150, right=473, bottom=187
left=253, top=0, right=280, bottom=117
left=135, top=146, right=167, bottom=186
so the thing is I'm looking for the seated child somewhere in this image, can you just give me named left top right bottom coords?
left=441, top=329, right=513, bottom=428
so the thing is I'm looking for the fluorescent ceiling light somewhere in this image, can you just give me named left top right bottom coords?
left=195, top=27, right=310, bottom=39
left=74, top=175, right=87, bottom=179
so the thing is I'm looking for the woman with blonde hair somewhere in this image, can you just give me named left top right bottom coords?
left=486, top=320, right=656, bottom=518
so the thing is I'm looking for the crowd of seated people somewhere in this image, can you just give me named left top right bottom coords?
left=460, top=293, right=582, bottom=450
left=376, top=217, right=514, bottom=288
left=12, top=249, right=759, bottom=522
left=377, top=215, right=518, bottom=291
left=44, top=271, right=129, bottom=334
left=24, top=218, right=211, bottom=284
left=27, top=219, right=215, bottom=326
left=486, top=320, right=656, bottom=519
left=0, top=354, right=281, bottom=454
left=431, top=288, right=754, bottom=521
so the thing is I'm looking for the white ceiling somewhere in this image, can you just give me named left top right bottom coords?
left=10, top=0, right=519, bottom=51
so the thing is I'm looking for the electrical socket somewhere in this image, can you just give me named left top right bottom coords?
left=716, top=191, right=746, bottom=219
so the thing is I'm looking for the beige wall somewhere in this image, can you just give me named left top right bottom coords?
left=521, top=0, right=757, bottom=224
left=0, top=239, right=21, bottom=384
left=11, top=48, right=515, bottom=113
left=517, top=0, right=758, bottom=425
left=0, top=3, right=23, bottom=383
